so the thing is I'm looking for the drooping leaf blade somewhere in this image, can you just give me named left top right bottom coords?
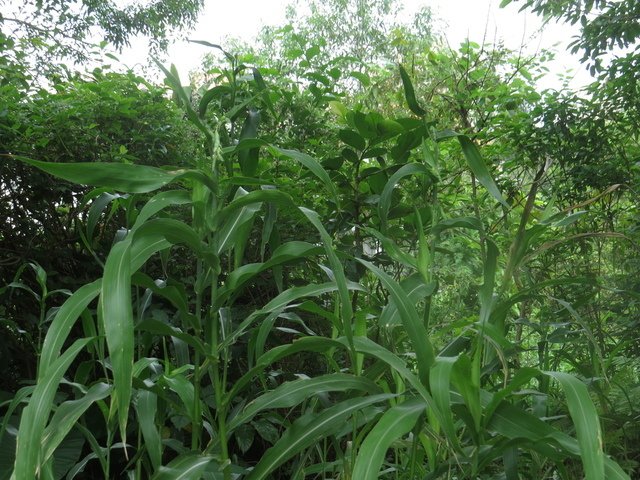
left=398, top=64, right=426, bottom=116
left=545, top=371, right=604, bottom=480
left=13, top=338, right=93, bottom=479
left=245, top=394, right=394, bottom=480
left=457, top=136, right=508, bottom=208
left=41, top=383, right=111, bottom=465
left=99, top=239, right=134, bottom=446
left=352, top=397, right=426, bottom=479
left=228, top=374, right=381, bottom=432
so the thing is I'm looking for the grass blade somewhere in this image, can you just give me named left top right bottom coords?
left=131, top=190, right=192, bottom=231
left=38, top=280, right=101, bottom=381
left=13, top=338, right=92, bottom=479
left=228, top=373, right=381, bottom=432
left=136, top=389, right=162, bottom=472
left=457, top=136, right=508, bottom=208
left=357, top=259, right=435, bottom=384
left=41, top=383, right=111, bottom=465
left=398, top=64, right=426, bottom=116
left=545, top=371, right=604, bottom=480
left=151, top=454, right=214, bottom=480
left=430, top=356, right=460, bottom=449
left=273, top=148, right=340, bottom=207
left=14, top=155, right=181, bottom=193
left=300, top=208, right=354, bottom=343
left=378, top=163, right=436, bottom=232
left=99, top=239, right=134, bottom=447
left=352, top=397, right=426, bottom=479
left=245, top=394, right=395, bottom=480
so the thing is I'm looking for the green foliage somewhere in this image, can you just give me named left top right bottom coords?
left=0, top=0, right=204, bottom=69
left=1, top=1, right=638, bottom=478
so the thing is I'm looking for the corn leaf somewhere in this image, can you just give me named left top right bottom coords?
left=99, top=239, right=134, bottom=446
left=245, top=394, right=395, bottom=480
left=13, top=338, right=92, bottom=479
left=352, top=397, right=426, bottom=479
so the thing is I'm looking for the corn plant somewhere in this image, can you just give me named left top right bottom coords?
left=3, top=58, right=630, bottom=480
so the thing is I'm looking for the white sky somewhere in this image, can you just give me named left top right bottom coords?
left=115, top=0, right=591, bottom=91
left=4, top=0, right=591, bottom=90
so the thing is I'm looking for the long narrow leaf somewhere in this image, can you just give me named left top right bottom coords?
left=357, top=259, right=434, bottom=383
left=14, top=155, right=181, bottom=194
left=352, top=397, right=426, bottom=479
left=458, top=136, right=508, bottom=208
left=228, top=374, right=381, bottom=432
left=152, top=454, right=215, bottom=480
left=245, top=394, right=395, bottom=480
left=99, top=239, right=134, bottom=446
left=13, top=338, right=92, bottom=479
left=41, top=383, right=111, bottom=465
left=398, top=64, right=426, bottom=116
left=136, top=389, right=162, bottom=472
left=545, top=371, right=604, bottom=480
left=38, top=280, right=101, bottom=380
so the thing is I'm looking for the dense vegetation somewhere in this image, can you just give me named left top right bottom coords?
left=1, top=0, right=638, bottom=478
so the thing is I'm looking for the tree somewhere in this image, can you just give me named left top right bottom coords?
left=0, top=0, right=204, bottom=73
left=504, top=0, right=640, bottom=120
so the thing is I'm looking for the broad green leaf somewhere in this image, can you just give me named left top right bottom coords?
left=339, top=129, right=366, bottom=151
left=135, top=389, right=161, bottom=470
left=379, top=274, right=435, bottom=327
left=152, top=454, right=215, bottom=480
left=340, top=337, right=445, bottom=430
left=218, top=189, right=294, bottom=220
left=479, top=238, right=499, bottom=325
left=13, top=155, right=211, bottom=194
left=156, top=62, right=213, bottom=146
left=136, top=218, right=203, bottom=255
left=245, top=394, right=395, bottom=480
left=99, top=239, right=134, bottom=446
left=0, top=423, right=16, bottom=480
left=484, top=367, right=539, bottom=422
left=86, top=192, right=123, bottom=240
left=164, top=373, right=197, bottom=421
left=39, top=280, right=101, bottom=380
left=457, top=136, right=508, bottom=208
left=41, top=383, right=111, bottom=465
left=488, top=399, right=628, bottom=479
left=131, top=190, right=192, bottom=231
left=220, top=282, right=363, bottom=350
left=352, top=397, right=426, bottom=479
left=362, top=227, right=417, bottom=269
left=398, top=64, right=426, bottom=116
left=357, top=259, right=434, bottom=384
left=228, top=374, right=381, bottom=432
left=0, top=387, right=34, bottom=443
left=545, top=371, right=604, bottom=480
left=221, top=241, right=323, bottom=298
left=136, top=320, right=207, bottom=355
left=50, top=428, right=84, bottom=480
left=198, top=85, right=230, bottom=118
left=132, top=273, right=198, bottom=329
left=13, top=338, right=92, bottom=480
left=451, top=355, right=481, bottom=436
left=430, top=357, right=460, bottom=449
